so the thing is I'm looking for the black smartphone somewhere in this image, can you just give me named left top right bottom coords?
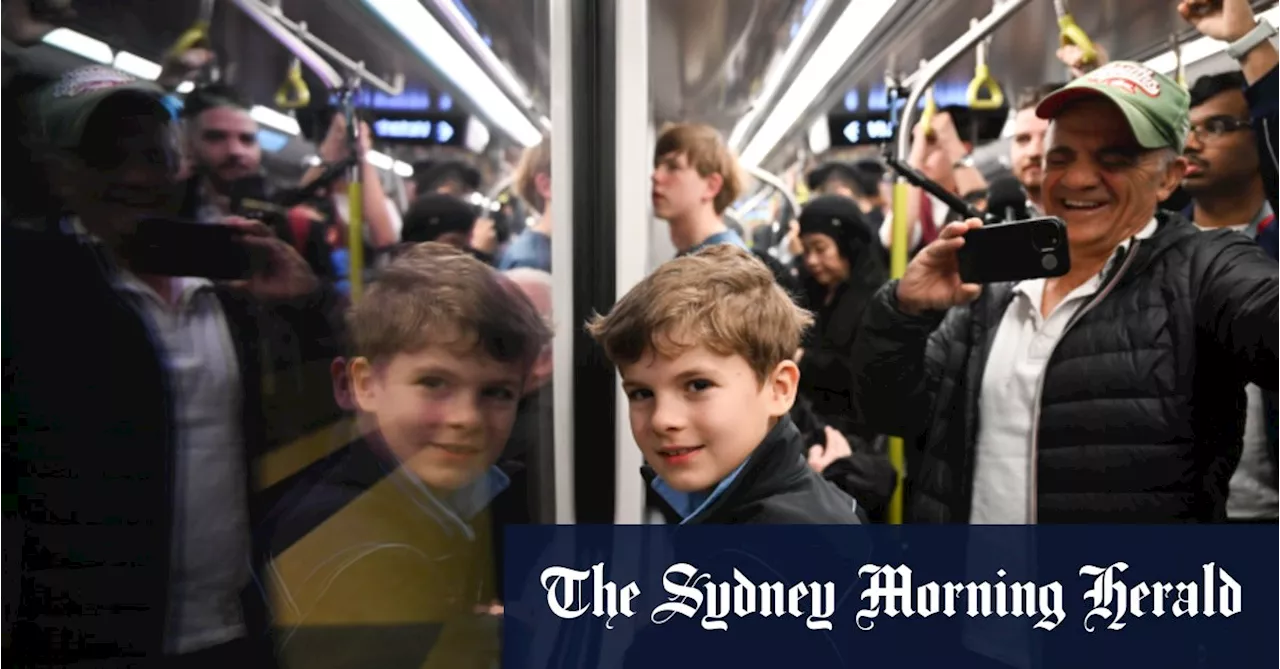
left=957, top=217, right=1071, bottom=284
left=122, top=218, right=265, bottom=280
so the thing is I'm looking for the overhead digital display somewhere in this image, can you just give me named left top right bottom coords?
left=827, top=112, right=896, bottom=148
left=369, top=111, right=468, bottom=147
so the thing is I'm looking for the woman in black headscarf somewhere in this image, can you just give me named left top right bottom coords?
left=795, top=194, right=889, bottom=433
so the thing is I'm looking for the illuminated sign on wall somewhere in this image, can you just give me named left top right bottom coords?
left=331, top=86, right=435, bottom=111
left=369, top=111, right=468, bottom=146
left=845, top=81, right=979, bottom=113
left=827, top=112, right=895, bottom=148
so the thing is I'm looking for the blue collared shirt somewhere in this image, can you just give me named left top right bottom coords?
left=384, top=462, right=511, bottom=540
left=681, top=229, right=749, bottom=256
left=650, top=457, right=751, bottom=525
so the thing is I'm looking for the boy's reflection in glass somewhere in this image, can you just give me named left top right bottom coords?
left=265, top=243, right=552, bottom=669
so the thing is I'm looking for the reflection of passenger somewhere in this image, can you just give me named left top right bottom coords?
left=400, top=193, right=479, bottom=251
left=500, top=138, right=553, bottom=272
left=587, top=244, right=862, bottom=525
left=11, top=65, right=328, bottom=667
left=266, top=243, right=552, bottom=669
left=497, top=268, right=555, bottom=476
left=179, top=83, right=262, bottom=222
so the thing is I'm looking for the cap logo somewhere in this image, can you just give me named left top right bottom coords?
left=52, top=66, right=139, bottom=99
left=1084, top=62, right=1161, bottom=98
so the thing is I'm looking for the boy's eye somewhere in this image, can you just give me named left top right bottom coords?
left=687, top=379, right=713, bottom=392
left=418, top=377, right=447, bottom=390
left=483, top=386, right=518, bottom=401
left=626, top=388, right=653, bottom=401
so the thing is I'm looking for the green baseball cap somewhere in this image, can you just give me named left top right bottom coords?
left=30, top=65, right=171, bottom=151
left=1036, top=61, right=1191, bottom=153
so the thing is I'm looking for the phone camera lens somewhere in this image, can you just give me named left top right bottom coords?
left=1031, top=223, right=1060, bottom=251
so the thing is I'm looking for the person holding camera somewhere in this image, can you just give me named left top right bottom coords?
left=848, top=61, right=1277, bottom=525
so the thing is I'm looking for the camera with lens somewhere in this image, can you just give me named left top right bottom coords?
left=1030, top=219, right=1062, bottom=251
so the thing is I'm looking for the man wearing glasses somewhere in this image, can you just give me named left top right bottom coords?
left=1183, top=72, right=1273, bottom=242
left=1182, top=71, right=1278, bottom=526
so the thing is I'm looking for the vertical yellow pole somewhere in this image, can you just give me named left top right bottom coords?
left=886, top=179, right=912, bottom=525
left=347, top=180, right=364, bottom=303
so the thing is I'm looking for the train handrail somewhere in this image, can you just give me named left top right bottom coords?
left=1053, top=0, right=1098, bottom=68
left=229, top=0, right=404, bottom=96
left=894, top=0, right=1032, bottom=167
left=274, top=57, right=312, bottom=109
left=886, top=0, right=1032, bottom=525
left=1170, top=33, right=1187, bottom=88
left=965, top=20, right=1004, bottom=110
left=742, top=164, right=800, bottom=222
left=338, top=84, right=367, bottom=303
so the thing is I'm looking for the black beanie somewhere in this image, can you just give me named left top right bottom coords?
left=798, top=194, right=874, bottom=249
left=401, top=193, right=477, bottom=243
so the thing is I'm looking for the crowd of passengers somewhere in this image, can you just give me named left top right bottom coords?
left=4, top=0, right=1278, bottom=667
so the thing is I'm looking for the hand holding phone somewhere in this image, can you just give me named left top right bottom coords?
left=895, top=219, right=985, bottom=315
left=123, top=217, right=264, bottom=280
left=122, top=217, right=318, bottom=298
left=222, top=218, right=320, bottom=300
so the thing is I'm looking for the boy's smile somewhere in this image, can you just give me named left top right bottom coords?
left=621, top=344, right=798, bottom=493
left=351, top=345, right=525, bottom=492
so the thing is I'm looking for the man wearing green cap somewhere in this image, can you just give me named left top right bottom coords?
left=9, top=65, right=330, bottom=667
left=848, top=60, right=1278, bottom=525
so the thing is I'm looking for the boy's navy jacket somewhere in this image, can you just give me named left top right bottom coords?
left=641, top=415, right=863, bottom=525
left=262, top=432, right=505, bottom=669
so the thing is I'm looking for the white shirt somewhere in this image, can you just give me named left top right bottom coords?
left=969, top=218, right=1159, bottom=525
left=962, top=218, right=1157, bottom=669
left=115, top=274, right=251, bottom=655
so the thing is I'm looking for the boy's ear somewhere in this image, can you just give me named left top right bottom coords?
left=702, top=171, right=724, bottom=204
left=349, top=356, right=381, bottom=414
left=765, top=359, right=800, bottom=418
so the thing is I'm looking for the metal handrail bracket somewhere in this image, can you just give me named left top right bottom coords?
left=743, top=164, right=801, bottom=221
left=896, top=0, right=1031, bottom=161
left=231, top=0, right=405, bottom=95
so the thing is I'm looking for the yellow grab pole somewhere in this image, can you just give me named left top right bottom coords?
left=886, top=179, right=912, bottom=525
left=347, top=179, right=364, bottom=303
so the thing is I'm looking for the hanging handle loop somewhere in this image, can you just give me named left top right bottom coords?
left=166, top=0, right=215, bottom=61
left=966, top=24, right=1004, bottom=110
left=920, top=85, right=938, bottom=140
left=274, top=58, right=311, bottom=109
left=1054, top=0, right=1098, bottom=67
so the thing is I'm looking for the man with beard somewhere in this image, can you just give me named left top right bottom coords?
left=179, top=83, right=262, bottom=221
left=1007, top=83, right=1064, bottom=216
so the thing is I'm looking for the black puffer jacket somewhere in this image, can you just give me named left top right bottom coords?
left=642, top=416, right=862, bottom=525
left=850, top=212, right=1278, bottom=523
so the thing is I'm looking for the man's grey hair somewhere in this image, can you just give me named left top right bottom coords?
left=1153, top=147, right=1180, bottom=169
left=503, top=267, right=553, bottom=320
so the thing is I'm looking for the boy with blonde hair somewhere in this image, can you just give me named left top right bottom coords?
left=651, top=123, right=750, bottom=255
left=267, top=242, right=552, bottom=667
left=588, top=244, right=862, bottom=524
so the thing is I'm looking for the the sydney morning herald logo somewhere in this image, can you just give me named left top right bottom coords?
left=539, top=561, right=1241, bottom=632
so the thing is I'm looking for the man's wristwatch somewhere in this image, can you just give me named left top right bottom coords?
left=952, top=155, right=976, bottom=170
left=1226, top=18, right=1277, bottom=61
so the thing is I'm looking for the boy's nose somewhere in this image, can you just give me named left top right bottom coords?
left=443, top=394, right=484, bottom=431
left=648, top=396, right=686, bottom=433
